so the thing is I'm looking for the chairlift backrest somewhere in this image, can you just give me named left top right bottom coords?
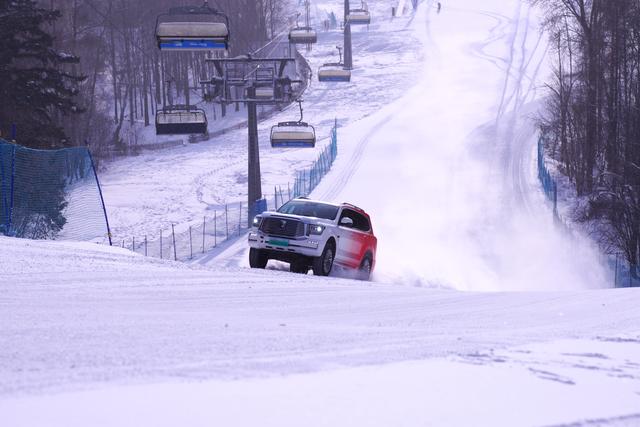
left=347, top=9, right=371, bottom=25
left=156, top=108, right=208, bottom=135
left=271, top=122, right=316, bottom=148
left=156, top=6, right=230, bottom=51
left=289, top=27, right=317, bottom=44
left=318, top=64, right=351, bottom=82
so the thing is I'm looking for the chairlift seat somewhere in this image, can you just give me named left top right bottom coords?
left=156, top=109, right=208, bottom=135
left=347, top=10, right=371, bottom=25
left=318, top=64, right=351, bottom=82
left=289, top=27, right=317, bottom=44
left=271, top=122, right=316, bottom=148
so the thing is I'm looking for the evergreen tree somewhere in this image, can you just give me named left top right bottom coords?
left=0, top=0, right=84, bottom=148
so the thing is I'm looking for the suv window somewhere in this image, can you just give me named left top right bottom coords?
left=339, top=209, right=371, bottom=232
left=277, top=200, right=339, bottom=220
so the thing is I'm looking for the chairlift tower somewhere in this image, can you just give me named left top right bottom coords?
left=305, top=0, right=312, bottom=52
left=202, top=56, right=300, bottom=225
left=343, top=0, right=353, bottom=69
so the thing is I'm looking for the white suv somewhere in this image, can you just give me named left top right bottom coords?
left=248, top=198, right=377, bottom=279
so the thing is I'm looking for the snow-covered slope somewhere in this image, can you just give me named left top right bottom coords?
left=1, top=236, right=640, bottom=426
left=2, top=1, right=638, bottom=426
left=214, top=0, right=608, bottom=291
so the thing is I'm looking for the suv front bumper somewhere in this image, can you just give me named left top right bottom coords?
left=248, top=231, right=324, bottom=258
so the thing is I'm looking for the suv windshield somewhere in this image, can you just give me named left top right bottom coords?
left=277, top=200, right=339, bottom=220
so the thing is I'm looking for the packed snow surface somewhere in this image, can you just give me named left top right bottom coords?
left=1, top=237, right=640, bottom=426
left=2, top=0, right=638, bottom=426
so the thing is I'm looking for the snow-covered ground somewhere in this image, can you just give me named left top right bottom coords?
left=1, top=236, right=640, bottom=426
left=2, top=0, right=637, bottom=425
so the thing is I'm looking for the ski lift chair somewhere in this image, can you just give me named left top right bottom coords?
left=289, top=27, right=318, bottom=44
left=318, top=63, right=351, bottom=82
left=270, top=101, right=316, bottom=148
left=156, top=4, right=230, bottom=51
left=318, top=47, right=351, bottom=82
left=271, top=122, right=316, bottom=148
left=347, top=9, right=371, bottom=25
left=156, top=107, right=208, bottom=135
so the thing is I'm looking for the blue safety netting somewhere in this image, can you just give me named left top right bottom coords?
left=0, top=140, right=111, bottom=242
left=292, top=120, right=338, bottom=198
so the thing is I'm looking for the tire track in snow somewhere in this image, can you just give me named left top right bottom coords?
left=318, top=2, right=435, bottom=202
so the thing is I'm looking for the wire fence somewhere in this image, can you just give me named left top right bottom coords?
left=0, top=139, right=111, bottom=243
left=292, top=119, right=338, bottom=198
left=538, top=134, right=638, bottom=288
left=537, top=136, right=558, bottom=219
left=119, top=120, right=338, bottom=262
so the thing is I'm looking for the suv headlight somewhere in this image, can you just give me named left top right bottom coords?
left=252, top=216, right=262, bottom=228
left=308, top=224, right=325, bottom=235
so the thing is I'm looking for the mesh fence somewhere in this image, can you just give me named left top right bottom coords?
left=537, top=136, right=558, bottom=215
left=120, top=121, right=339, bottom=261
left=0, top=140, right=110, bottom=242
left=538, top=134, right=639, bottom=288
left=293, top=120, right=338, bottom=198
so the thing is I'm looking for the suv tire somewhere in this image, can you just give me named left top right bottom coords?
left=312, top=242, right=335, bottom=276
left=358, top=255, right=372, bottom=281
left=249, top=248, right=268, bottom=269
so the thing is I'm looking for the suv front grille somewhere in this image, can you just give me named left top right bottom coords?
left=260, top=217, right=304, bottom=238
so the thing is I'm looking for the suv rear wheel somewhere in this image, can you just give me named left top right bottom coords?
left=312, top=242, right=335, bottom=276
left=249, top=248, right=268, bottom=269
left=358, top=256, right=372, bottom=281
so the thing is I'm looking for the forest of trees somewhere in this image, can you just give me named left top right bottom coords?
left=536, top=0, right=640, bottom=274
left=0, top=0, right=294, bottom=151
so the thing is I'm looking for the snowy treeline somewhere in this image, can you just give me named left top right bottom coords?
left=536, top=0, right=640, bottom=274
left=0, top=0, right=294, bottom=150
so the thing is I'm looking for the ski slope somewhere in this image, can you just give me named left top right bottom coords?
left=2, top=1, right=638, bottom=426
left=216, top=0, right=608, bottom=291
left=312, top=0, right=610, bottom=291
left=1, top=236, right=640, bottom=426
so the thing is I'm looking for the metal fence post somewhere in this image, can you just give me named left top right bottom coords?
left=189, top=226, right=193, bottom=259
left=202, top=216, right=206, bottom=254
left=225, top=204, right=229, bottom=240
left=87, top=148, right=113, bottom=246
left=132, top=237, right=135, bottom=253
left=214, top=212, right=217, bottom=247
left=145, top=235, right=148, bottom=257
left=614, top=253, right=619, bottom=288
left=172, top=223, right=177, bottom=261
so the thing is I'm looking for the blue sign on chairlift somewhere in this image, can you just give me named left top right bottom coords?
left=271, top=139, right=315, bottom=148
left=160, top=39, right=227, bottom=50
left=318, top=75, right=351, bottom=82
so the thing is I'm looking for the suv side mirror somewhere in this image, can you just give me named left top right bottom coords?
left=339, top=217, right=354, bottom=228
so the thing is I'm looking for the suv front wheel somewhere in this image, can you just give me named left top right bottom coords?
left=249, top=248, right=268, bottom=269
left=312, top=242, right=335, bottom=276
